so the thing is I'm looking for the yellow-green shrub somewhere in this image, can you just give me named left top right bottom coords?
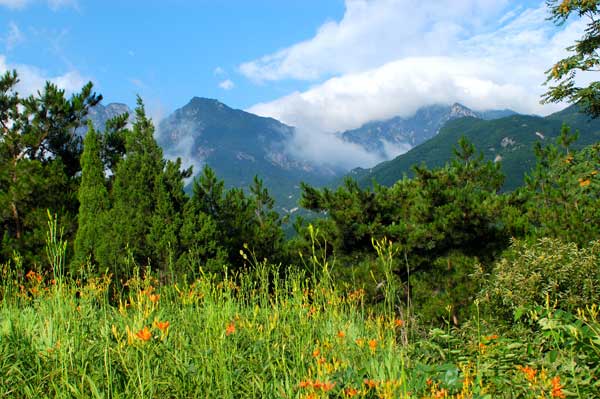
left=483, top=238, right=600, bottom=321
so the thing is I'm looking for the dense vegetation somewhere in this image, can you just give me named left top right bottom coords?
left=1, top=2, right=600, bottom=396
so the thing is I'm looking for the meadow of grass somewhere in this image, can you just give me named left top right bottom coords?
left=0, top=222, right=598, bottom=398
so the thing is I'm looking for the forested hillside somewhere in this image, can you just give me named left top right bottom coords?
left=350, top=105, right=600, bottom=190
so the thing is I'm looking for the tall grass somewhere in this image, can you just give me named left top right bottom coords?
left=0, top=222, right=598, bottom=398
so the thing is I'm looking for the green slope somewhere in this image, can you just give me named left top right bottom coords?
left=350, top=105, right=600, bottom=191
left=157, top=97, right=339, bottom=212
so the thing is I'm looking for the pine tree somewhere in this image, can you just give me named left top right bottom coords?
left=73, top=123, right=109, bottom=271
left=543, top=0, right=600, bottom=116
left=0, top=70, right=100, bottom=267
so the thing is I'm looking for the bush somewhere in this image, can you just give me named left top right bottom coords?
left=482, top=238, right=600, bottom=321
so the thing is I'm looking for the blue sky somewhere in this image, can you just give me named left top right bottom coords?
left=0, top=1, right=344, bottom=111
left=0, top=0, right=589, bottom=167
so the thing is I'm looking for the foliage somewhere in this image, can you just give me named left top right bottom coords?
left=188, top=165, right=286, bottom=271
left=0, top=70, right=100, bottom=268
left=482, top=237, right=600, bottom=322
left=542, top=0, right=600, bottom=117
left=72, top=123, right=109, bottom=271
left=351, top=107, right=600, bottom=191
left=301, top=138, right=517, bottom=324
left=96, top=98, right=191, bottom=278
left=1, top=239, right=599, bottom=398
left=521, top=126, right=600, bottom=245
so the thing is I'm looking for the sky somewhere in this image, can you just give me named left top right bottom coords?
left=0, top=0, right=592, bottom=168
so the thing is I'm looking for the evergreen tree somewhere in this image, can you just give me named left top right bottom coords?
left=522, top=125, right=600, bottom=245
left=106, top=97, right=189, bottom=277
left=300, top=138, right=517, bottom=323
left=73, top=123, right=109, bottom=270
left=189, top=166, right=286, bottom=270
left=543, top=0, right=600, bottom=116
left=0, top=70, right=100, bottom=267
left=248, top=176, right=286, bottom=264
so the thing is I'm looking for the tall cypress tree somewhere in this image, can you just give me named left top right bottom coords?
left=73, top=123, right=109, bottom=271
left=106, top=97, right=190, bottom=278
left=107, top=97, right=164, bottom=276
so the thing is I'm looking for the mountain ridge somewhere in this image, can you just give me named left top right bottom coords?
left=349, top=105, right=600, bottom=191
left=339, top=103, right=516, bottom=160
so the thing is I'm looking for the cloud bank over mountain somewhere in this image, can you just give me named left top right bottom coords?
left=242, top=1, right=590, bottom=167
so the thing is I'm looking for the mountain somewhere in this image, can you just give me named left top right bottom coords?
left=74, top=102, right=134, bottom=136
left=340, top=103, right=516, bottom=160
left=349, top=105, right=600, bottom=191
left=157, top=97, right=338, bottom=211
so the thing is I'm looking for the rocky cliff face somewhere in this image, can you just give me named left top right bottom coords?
left=340, top=103, right=513, bottom=160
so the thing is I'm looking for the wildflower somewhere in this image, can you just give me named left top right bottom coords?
left=355, top=338, right=364, bottom=348
left=434, top=387, right=448, bottom=398
left=226, top=322, right=236, bottom=336
left=135, top=326, right=152, bottom=342
left=368, top=339, right=378, bottom=352
left=298, top=380, right=311, bottom=389
left=478, top=342, right=487, bottom=354
left=312, top=348, right=320, bottom=358
left=111, top=324, right=119, bottom=340
left=25, top=270, right=42, bottom=283
left=394, top=318, right=404, bottom=328
left=579, top=178, right=591, bottom=187
left=149, top=294, right=160, bottom=304
left=518, top=365, right=537, bottom=382
left=364, top=379, right=378, bottom=389
left=551, top=376, right=566, bottom=398
left=321, top=381, right=335, bottom=392
left=344, top=387, right=359, bottom=397
left=154, top=320, right=170, bottom=333
left=337, top=330, right=346, bottom=338
left=312, top=380, right=335, bottom=392
left=484, top=334, right=499, bottom=341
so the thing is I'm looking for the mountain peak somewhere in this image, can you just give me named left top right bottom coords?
left=450, top=103, right=477, bottom=117
left=188, top=96, right=228, bottom=109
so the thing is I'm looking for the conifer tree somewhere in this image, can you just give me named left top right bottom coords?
left=73, top=123, right=109, bottom=270
left=104, top=97, right=191, bottom=277
left=543, top=0, right=600, bottom=116
left=0, top=70, right=100, bottom=267
left=107, top=98, right=170, bottom=276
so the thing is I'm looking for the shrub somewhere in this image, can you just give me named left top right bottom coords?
left=482, top=237, right=600, bottom=321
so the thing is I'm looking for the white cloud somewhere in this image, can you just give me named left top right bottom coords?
left=240, top=0, right=511, bottom=82
left=0, top=0, right=77, bottom=9
left=213, top=66, right=225, bottom=76
left=219, top=79, right=235, bottom=90
left=244, top=1, right=590, bottom=168
left=4, top=22, right=24, bottom=50
left=47, top=0, right=77, bottom=10
left=0, top=0, right=28, bottom=8
left=0, top=55, right=90, bottom=96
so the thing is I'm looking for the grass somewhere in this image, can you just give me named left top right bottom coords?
left=0, top=220, right=598, bottom=398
